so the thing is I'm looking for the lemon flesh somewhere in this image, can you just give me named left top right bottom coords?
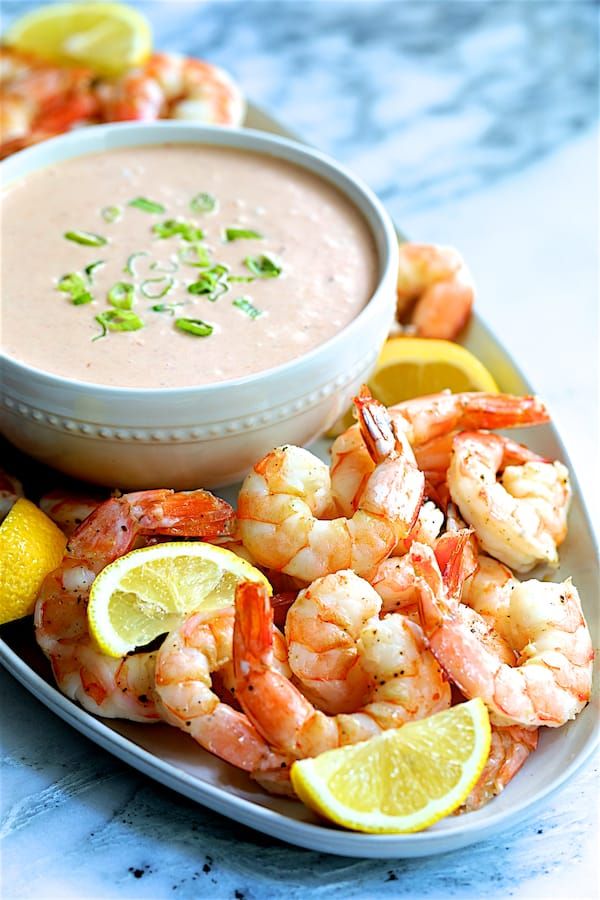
left=4, top=2, right=152, bottom=76
left=0, top=498, right=67, bottom=625
left=291, top=699, right=491, bottom=833
left=88, top=542, right=270, bottom=658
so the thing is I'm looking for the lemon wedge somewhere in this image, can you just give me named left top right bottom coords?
left=4, top=2, right=152, bottom=76
left=0, top=498, right=67, bottom=625
left=291, top=699, right=491, bottom=833
left=328, top=337, right=498, bottom=436
left=88, top=542, right=270, bottom=658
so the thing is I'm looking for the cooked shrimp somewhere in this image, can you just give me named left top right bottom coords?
left=238, top=391, right=424, bottom=582
left=0, top=47, right=98, bottom=157
left=0, top=470, right=23, bottom=521
left=154, top=607, right=292, bottom=785
left=395, top=243, right=474, bottom=340
left=233, top=581, right=451, bottom=760
left=448, top=431, right=571, bottom=571
left=330, top=391, right=549, bottom=521
left=461, top=724, right=539, bottom=813
left=39, top=489, right=102, bottom=536
left=98, top=51, right=244, bottom=125
left=413, top=542, right=593, bottom=728
left=284, top=570, right=383, bottom=714
left=34, top=488, right=234, bottom=720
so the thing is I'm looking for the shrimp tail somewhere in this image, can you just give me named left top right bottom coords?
left=354, top=387, right=396, bottom=463
left=234, top=581, right=274, bottom=670
left=460, top=394, right=549, bottom=429
left=128, top=488, right=235, bottom=538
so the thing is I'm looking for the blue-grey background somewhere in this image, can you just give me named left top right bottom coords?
left=1, top=2, right=598, bottom=898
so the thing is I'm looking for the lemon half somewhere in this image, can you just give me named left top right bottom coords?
left=88, top=541, right=270, bottom=658
left=291, top=699, right=491, bottom=833
left=5, top=2, right=152, bottom=76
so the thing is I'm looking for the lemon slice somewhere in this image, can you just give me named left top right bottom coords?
left=291, top=699, right=491, bottom=833
left=88, top=542, right=270, bottom=658
left=328, top=337, right=498, bottom=436
left=4, top=2, right=152, bottom=76
left=0, top=499, right=67, bottom=625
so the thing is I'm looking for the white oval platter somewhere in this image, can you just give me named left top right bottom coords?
left=0, top=104, right=598, bottom=859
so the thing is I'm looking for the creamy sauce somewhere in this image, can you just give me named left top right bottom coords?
left=1, top=144, right=377, bottom=388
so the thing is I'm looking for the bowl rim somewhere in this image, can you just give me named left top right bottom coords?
left=0, top=121, right=398, bottom=397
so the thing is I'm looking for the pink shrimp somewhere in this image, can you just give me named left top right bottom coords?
left=34, top=488, right=234, bottom=720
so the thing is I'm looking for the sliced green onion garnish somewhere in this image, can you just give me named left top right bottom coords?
left=178, top=244, right=212, bottom=267
left=58, top=272, right=92, bottom=305
left=93, top=309, right=144, bottom=340
left=84, top=260, right=105, bottom=281
left=224, top=226, right=263, bottom=242
left=233, top=296, right=263, bottom=319
left=129, top=197, right=166, bottom=214
left=190, top=192, right=217, bottom=214
left=108, top=282, right=135, bottom=310
left=151, top=302, right=183, bottom=316
left=245, top=254, right=282, bottom=278
left=101, top=206, right=122, bottom=223
left=187, top=264, right=229, bottom=301
left=65, top=230, right=107, bottom=247
left=153, top=219, right=205, bottom=242
left=175, top=317, right=214, bottom=337
left=141, top=276, right=174, bottom=299
left=124, top=251, right=149, bottom=276
left=229, top=275, right=255, bottom=283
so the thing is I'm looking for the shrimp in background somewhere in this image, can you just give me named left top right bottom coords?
left=395, top=243, right=474, bottom=340
left=34, top=488, right=234, bottom=720
left=39, top=489, right=102, bottom=536
left=233, top=580, right=450, bottom=760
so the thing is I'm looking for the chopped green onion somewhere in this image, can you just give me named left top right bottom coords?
left=72, top=292, right=93, bottom=306
left=150, top=257, right=179, bottom=273
left=140, top=276, right=174, bottom=299
left=108, top=281, right=135, bottom=310
left=224, top=226, right=263, bottom=242
left=151, top=302, right=183, bottom=316
left=153, top=219, right=205, bottom=242
left=84, top=260, right=105, bottom=282
left=245, top=254, right=282, bottom=278
left=58, top=272, right=92, bottom=305
left=187, top=264, right=229, bottom=300
left=123, top=251, right=149, bottom=276
left=190, top=192, right=217, bottom=214
left=233, top=296, right=263, bottom=319
left=175, top=317, right=214, bottom=337
left=129, top=196, right=166, bottom=214
left=178, top=244, right=212, bottom=267
left=101, top=205, right=122, bottom=223
left=93, top=309, right=144, bottom=340
left=229, top=275, right=255, bottom=283
left=65, top=230, right=107, bottom=247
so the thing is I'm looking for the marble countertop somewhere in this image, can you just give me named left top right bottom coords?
left=1, top=1, right=598, bottom=897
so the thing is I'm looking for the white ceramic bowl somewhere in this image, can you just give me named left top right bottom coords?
left=0, top=122, right=398, bottom=489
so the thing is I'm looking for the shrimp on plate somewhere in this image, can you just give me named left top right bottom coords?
left=35, top=488, right=234, bottom=721
left=395, top=243, right=475, bottom=340
left=330, top=390, right=549, bottom=524
left=461, top=723, right=539, bottom=812
left=154, top=606, right=294, bottom=792
left=39, top=488, right=102, bottom=536
left=233, top=580, right=450, bottom=760
left=97, top=51, right=245, bottom=125
left=412, top=540, right=593, bottom=728
left=237, top=390, right=425, bottom=583
left=447, top=431, right=571, bottom=572
left=0, top=47, right=99, bottom=157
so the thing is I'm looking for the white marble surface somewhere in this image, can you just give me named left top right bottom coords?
left=1, top=1, right=599, bottom=897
